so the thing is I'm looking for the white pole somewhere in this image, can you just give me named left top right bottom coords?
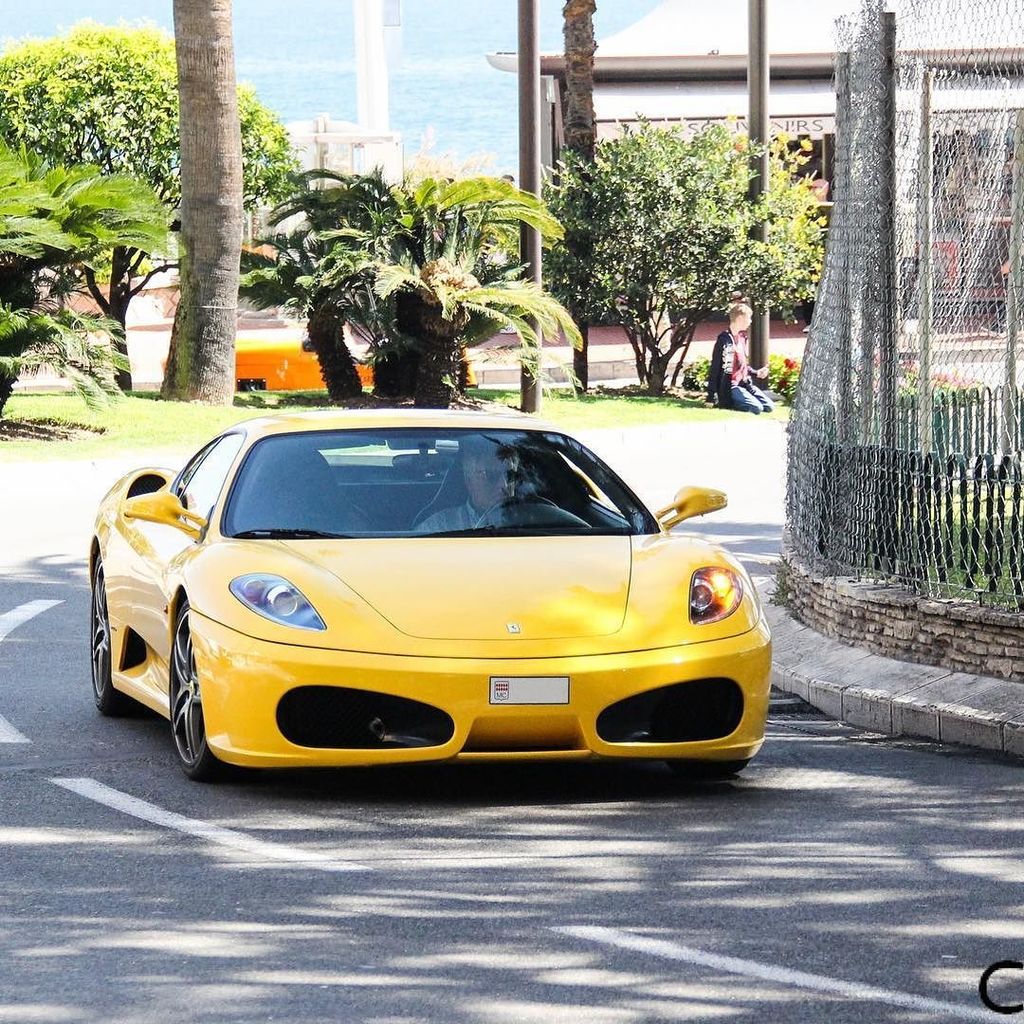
left=918, top=71, right=934, bottom=454
left=1004, top=108, right=1024, bottom=453
left=354, top=0, right=390, bottom=133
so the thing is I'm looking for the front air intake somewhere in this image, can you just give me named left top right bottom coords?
left=596, top=678, right=743, bottom=744
left=276, top=686, right=454, bottom=749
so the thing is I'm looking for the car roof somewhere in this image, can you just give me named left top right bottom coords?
left=233, top=408, right=563, bottom=439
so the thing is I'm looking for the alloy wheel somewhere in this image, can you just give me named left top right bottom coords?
left=90, top=564, right=111, bottom=703
left=171, top=609, right=205, bottom=766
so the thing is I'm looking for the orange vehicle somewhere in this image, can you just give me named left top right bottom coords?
left=234, top=336, right=373, bottom=392
left=234, top=336, right=476, bottom=392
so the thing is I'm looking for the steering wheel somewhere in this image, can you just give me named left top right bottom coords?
left=476, top=495, right=589, bottom=529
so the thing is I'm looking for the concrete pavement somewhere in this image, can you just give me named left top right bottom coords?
left=5, top=416, right=1024, bottom=1021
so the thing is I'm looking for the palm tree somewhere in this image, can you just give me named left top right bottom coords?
left=162, top=0, right=243, bottom=404
left=320, top=175, right=581, bottom=408
left=562, top=0, right=597, bottom=393
left=0, top=144, right=167, bottom=418
left=240, top=170, right=387, bottom=400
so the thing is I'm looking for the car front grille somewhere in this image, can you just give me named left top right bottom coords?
left=276, top=685, right=455, bottom=750
left=596, top=678, right=744, bottom=744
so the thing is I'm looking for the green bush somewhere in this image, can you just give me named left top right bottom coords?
left=767, top=354, right=801, bottom=403
left=678, top=356, right=711, bottom=392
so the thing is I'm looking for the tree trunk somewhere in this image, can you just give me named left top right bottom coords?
left=415, top=329, right=460, bottom=409
left=647, top=352, right=670, bottom=396
left=563, top=0, right=596, bottom=394
left=162, top=0, right=243, bottom=404
left=397, top=292, right=460, bottom=409
left=0, top=372, right=15, bottom=419
left=85, top=249, right=134, bottom=391
left=307, top=303, right=362, bottom=400
left=370, top=291, right=419, bottom=399
left=457, top=346, right=473, bottom=393
left=625, top=328, right=648, bottom=388
left=371, top=345, right=419, bottom=399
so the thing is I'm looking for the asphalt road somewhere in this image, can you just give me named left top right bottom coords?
left=2, top=420, right=1021, bottom=1023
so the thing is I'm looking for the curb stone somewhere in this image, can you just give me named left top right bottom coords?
left=764, top=591, right=1024, bottom=760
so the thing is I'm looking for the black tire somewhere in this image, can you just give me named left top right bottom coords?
left=90, top=558, right=134, bottom=716
left=169, top=600, right=222, bottom=782
left=666, top=759, right=750, bottom=781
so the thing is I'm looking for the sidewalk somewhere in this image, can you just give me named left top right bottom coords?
left=765, top=589, right=1024, bottom=760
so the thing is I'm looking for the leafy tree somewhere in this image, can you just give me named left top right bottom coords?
left=545, top=123, right=826, bottom=395
left=0, top=22, right=296, bottom=386
left=162, top=0, right=243, bottom=405
left=0, top=143, right=168, bottom=418
left=317, top=175, right=580, bottom=409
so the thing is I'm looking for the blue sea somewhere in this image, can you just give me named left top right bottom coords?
left=3, top=2, right=657, bottom=174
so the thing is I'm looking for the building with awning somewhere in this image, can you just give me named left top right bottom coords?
left=487, top=0, right=853, bottom=183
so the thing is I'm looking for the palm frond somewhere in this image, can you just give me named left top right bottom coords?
left=0, top=142, right=168, bottom=265
left=373, top=262, right=425, bottom=301
left=461, top=284, right=582, bottom=350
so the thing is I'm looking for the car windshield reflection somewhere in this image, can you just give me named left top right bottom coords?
left=222, top=428, right=657, bottom=539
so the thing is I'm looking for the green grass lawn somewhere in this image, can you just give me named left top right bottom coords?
left=0, top=386, right=789, bottom=462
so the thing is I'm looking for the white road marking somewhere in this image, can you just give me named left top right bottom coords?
left=0, top=599, right=62, bottom=744
left=0, top=717, right=30, bottom=744
left=51, top=778, right=370, bottom=873
left=556, top=925, right=992, bottom=1022
left=0, top=600, right=63, bottom=643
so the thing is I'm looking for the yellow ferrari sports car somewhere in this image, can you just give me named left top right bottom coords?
left=89, top=410, right=771, bottom=781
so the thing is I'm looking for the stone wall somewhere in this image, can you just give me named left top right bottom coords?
left=778, top=560, right=1024, bottom=682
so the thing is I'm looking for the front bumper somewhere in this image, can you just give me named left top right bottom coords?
left=191, top=611, right=771, bottom=768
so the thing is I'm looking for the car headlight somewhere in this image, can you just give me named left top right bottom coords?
left=689, top=567, right=743, bottom=624
left=229, top=574, right=326, bottom=631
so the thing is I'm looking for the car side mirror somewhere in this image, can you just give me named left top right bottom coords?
left=656, top=486, right=727, bottom=530
left=123, top=491, right=207, bottom=539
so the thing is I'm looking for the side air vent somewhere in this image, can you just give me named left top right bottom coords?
left=119, top=627, right=148, bottom=671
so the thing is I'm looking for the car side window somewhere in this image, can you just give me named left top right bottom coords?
left=176, top=434, right=245, bottom=520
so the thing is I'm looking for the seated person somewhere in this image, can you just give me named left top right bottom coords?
left=707, top=301, right=774, bottom=415
left=416, top=438, right=512, bottom=533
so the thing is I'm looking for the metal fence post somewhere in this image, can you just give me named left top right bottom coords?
left=879, top=11, right=899, bottom=451
left=918, top=69, right=935, bottom=455
left=1004, top=108, right=1024, bottom=453
left=748, top=0, right=771, bottom=369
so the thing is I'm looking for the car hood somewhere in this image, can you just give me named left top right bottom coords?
left=283, top=536, right=633, bottom=641
left=185, top=534, right=762, bottom=657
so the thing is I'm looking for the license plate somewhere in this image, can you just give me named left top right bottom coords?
left=489, top=676, right=570, bottom=705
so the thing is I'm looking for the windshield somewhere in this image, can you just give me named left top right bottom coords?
left=222, top=427, right=658, bottom=539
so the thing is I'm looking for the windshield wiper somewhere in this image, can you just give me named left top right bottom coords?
left=232, top=528, right=353, bottom=540
left=421, top=525, right=504, bottom=538
left=421, top=525, right=609, bottom=538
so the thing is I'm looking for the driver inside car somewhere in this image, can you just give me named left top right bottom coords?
left=415, top=438, right=514, bottom=534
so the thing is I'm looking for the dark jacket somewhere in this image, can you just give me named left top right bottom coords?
left=708, top=331, right=735, bottom=408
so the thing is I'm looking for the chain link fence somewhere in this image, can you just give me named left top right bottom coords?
left=788, top=0, right=1024, bottom=607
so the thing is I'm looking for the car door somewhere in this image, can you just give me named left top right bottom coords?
left=121, top=433, right=245, bottom=678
